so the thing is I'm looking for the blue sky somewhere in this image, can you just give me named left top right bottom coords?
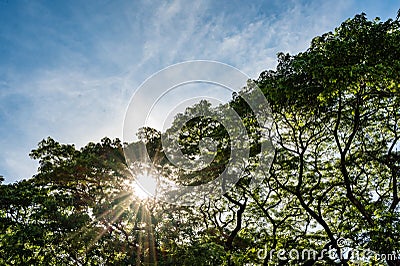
left=0, top=0, right=398, bottom=183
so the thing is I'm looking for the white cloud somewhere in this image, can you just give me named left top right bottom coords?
left=2, top=0, right=395, bottom=182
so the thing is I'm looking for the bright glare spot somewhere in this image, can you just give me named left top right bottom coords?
left=133, top=173, right=157, bottom=200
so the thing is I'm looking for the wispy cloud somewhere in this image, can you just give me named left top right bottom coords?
left=0, top=0, right=397, bottom=182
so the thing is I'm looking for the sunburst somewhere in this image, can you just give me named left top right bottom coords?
left=132, top=172, right=158, bottom=200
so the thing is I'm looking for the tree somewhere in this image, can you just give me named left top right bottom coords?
left=0, top=11, right=399, bottom=266
left=256, top=12, right=400, bottom=265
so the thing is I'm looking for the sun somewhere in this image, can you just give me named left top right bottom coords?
left=132, top=173, right=158, bottom=200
